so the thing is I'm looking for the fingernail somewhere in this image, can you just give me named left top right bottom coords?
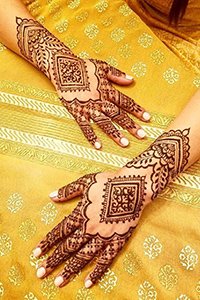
left=120, top=137, right=129, bottom=147
left=137, top=128, right=146, bottom=138
left=85, top=279, right=93, bottom=288
left=54, top=276, right=64, bottom=287
left=125, top=74, right=133, bottom=80
left=36, top=267, right=46, bottom=278
left=49, top=191, right=58, bottom=198
left=94, top=141, right=102, bottom=150
left=142, top=112, right=151, bottom=121
left=33, top=247, right=42, bottom=258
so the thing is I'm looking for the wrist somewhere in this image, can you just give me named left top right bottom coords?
left=123, top=128, right=190, bottom=200
left=16, top=17, right=75, bottom=80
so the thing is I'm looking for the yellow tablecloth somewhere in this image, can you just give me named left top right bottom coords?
left=0, top=1, right=199, bottom=299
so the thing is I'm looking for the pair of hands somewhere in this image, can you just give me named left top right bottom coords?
left=17, top=17, right=153, bottom=288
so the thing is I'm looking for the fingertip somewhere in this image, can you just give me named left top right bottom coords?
left=136, top=128, right=146, bottom=139
left=33, top=247, right=42, bottom=258
left=54, top=276, right=64, bottom=287
left=119, top=137, right=129, bottom=147
left=142, top=111, right=151, bottom=121
left=49, top=190, right=58, bottom=199
left=94, top=140, right=102, bottom=150
left=85, top=279, right=93, bottom=288
left=36, top=266, right=46, bottom=278
left=125, top=74, right=134, bottom=81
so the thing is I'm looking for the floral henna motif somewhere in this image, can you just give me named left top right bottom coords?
left=126, top=129, right=190, bottom=199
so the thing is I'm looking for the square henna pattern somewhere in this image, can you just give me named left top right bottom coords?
left=52, top=54, right=90, bottom=92
left=100, top=175, right=146, bottom=224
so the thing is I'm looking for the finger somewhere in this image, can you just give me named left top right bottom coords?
left=84, top=238, right=126, bottom=288
left=105, top=63, right=134, bottom=86
left=91, top=111, right=129, bottom=147
left=109, top=88, right=151, bottom=122
left=50, top=174, right=94, bottom=202
left=36, top=228, right=90, bottom=279
left=101, top=101, right=146, bottom=139
left=54, top=237, right=105, bottom=287
left=33, top=203, right=83, bottom=258
left=76, top=116, right=102, bottom=150
left=64, top=101, right=102, bottom=150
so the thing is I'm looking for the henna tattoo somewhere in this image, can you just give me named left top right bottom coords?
left=57, top=174, right=95, bottom=200
left=52, top=52, right=90, bottom=92
left=16, top=18, right=146, bottom=147
left=126, top=128, right=190, bottom=199
left=100, top=175, right=146, bottom=224
left=35, top=129, right=190, bottom=285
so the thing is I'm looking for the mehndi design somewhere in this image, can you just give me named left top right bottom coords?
left=16, top=17, right=149, bottom=148
left=126, top=128, right=190, bottom=199
left=34, top=128, right=190, bottom=287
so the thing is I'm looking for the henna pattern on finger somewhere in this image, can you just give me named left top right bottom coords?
left=58, top=174, right=96, bottom=200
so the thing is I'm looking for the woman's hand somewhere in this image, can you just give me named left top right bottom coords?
left=33, top=168, right=152, bottom=288
left=16, top=17, right=151, bottom=149
left=33, top=128, right=191, bottom=288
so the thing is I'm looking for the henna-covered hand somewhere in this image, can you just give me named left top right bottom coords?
left=33, top=129, right=190, bottom=288
left=16, top=17, right=150, bottom=149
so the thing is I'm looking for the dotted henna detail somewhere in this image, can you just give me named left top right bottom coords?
left=100, top=175, right=147, bottom=224
left=52, top=52, right=90, bottom=92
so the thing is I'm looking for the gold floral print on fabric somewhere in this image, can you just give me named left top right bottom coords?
left=18, top=219, right=37, bottom=241
left=40, top=276, right=59, bottom=300
left=143, top=235, right=162, bottom=259
left=8, top=264, right=25, bottom=286
left=98, top=269, right=118, bottom=293
left=7, top=192, right=23, bottom=213
left=24, top=292, right=39, bottom=300
left=76, top=286, right=95, bottom=300
left=138, top=281, right=157, bottom=300
left=40, top=202, right=58, bottom=225
left=158, top=264, right=178, bottom=290
left=0, top=282, right=4, bottom=297
left=123, top=251, right=142, bottom=275
left=179, top=245, right=198, bottom=271
left=0, top=233, right=12, bottom=256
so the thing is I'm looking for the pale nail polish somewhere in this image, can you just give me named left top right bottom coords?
left=120, top=137, right=129, bottom=147
left=137, top=129, right=146, bottom=138
left=85, top=279, right=93, bottom=288
left=36, top=267, right=46, bottom=278
left=125, top=74, right=133, bottom=80
left=94, top=141, right=102, bottom=150
left=49, top=191, right=58, bottom=198
left=142, top=112, right=151, bottom=121
left=54, top=276, right=64, bottom=287
left=33, top=247, right=42, bottom=258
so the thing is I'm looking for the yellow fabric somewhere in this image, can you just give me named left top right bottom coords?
left=127, top=0, right=200, bottom=75
left=0, top=0, right=200, bottom=299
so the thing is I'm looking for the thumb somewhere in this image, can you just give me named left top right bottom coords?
left=106, top=64, right=134, bottom=86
